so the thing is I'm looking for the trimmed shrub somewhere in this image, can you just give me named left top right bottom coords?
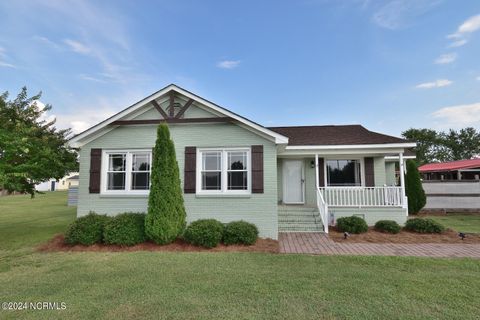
left=223, top=221, right=259, bottom=245
left=64, top=212, right=110, bottom=245
left=374, top=220, right=401, bottom=234
left=183, top=219, right=224, bottom=248
left=336, top=216, right=368, bottom=234
left=103, top=213, right=146, bottom=246
left=405, top=218, right=445, bottom=234
left=145, top=124, right=187, bottom=244
left=405, top=160, right=426, bottom=214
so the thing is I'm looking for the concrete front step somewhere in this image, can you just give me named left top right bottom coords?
left=278, top=205, right=323, bottom=232
left=278, top=206, right=317, bottom=212
left=278, top=215, right=317, bottom=222
left=278, top=225, right=324, bottom=232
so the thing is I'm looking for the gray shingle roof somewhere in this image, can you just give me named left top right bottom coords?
left=268, top=125, right=409, bottom=146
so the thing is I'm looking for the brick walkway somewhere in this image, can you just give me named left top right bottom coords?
left=279, top=232, right=480, bottom=258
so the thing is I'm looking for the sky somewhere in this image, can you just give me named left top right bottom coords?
left=0, top=0, right=479, bottom=137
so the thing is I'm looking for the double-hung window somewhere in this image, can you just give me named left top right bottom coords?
left=197, top=148, right=250, bottom=194
left=103, top=150, right=152, bottom=194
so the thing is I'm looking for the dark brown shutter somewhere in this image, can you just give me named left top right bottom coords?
left=251, top=145, right=264, bottom=193
left=364, top=157, right=375, bottom=187
left=184, top=147, right=196, bottom=193
left=318, top=157, right=325, bottom=187
left=89, top=148, right=102, bottom=193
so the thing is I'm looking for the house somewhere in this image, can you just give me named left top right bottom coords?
left=419, top=159, right=480, bottom=212
left=69, top=84, right=415, bottom=239
left=419, top=159, right=480, bottom=181
left=35, top=172, right=79, bottom=191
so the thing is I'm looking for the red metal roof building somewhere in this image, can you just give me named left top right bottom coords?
left=419, top=159, right=480, bottom=181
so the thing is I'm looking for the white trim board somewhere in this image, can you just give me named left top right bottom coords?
left=285, top=143, right=416, bottom=150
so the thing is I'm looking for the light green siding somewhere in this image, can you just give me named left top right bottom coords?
left=385, top=162, right=396, bottom=186
left=78, top=123, right=278, bottom=239
left=330, top=207, right=407, bottom=226
left=373, top=156, right=386, bottom=186
left=133, top=107, right=161, bottom=120
left=184, top=104, right=218, bottom=118
left=277, top=160, right=283, bottom=203
left=303, top=158, right=316, bottom=206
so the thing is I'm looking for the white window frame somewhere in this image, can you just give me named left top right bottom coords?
left=101, top=149, right=152, bottom=195
left=324, top=157, right=365, bottom=187
left=196, top=147, right=251, bottom=195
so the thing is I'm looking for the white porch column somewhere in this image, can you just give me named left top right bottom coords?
left=315, top=154, right=319, bottom=189
left=399, top=152, right=407, bottom=211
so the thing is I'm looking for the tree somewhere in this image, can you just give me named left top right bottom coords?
left=440, top=128, right=480, bottom=161
left=404, top=160, right=426, bottom=214
left=401, top=128, right=443, bottom=164
left=145, top=124, right=186, bottom=244
left=0, top=87, right=78, bottom=196
left=402, top=127, right=480, bottom=164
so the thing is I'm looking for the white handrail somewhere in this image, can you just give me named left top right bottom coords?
left=316, top=188, right=329, bottom=233
left=319, top=186, right=405, bottom=207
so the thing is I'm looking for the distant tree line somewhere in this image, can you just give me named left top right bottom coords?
left=402, top=127, right=480, bottom=165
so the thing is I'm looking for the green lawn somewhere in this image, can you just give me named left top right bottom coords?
left=0, top=192, right=76, bottom=250
left=1, top=193, right=480, bottom=319
left=427, top=215, right=480, bottom=233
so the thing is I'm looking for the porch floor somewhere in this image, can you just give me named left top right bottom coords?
left=279, top=232, right=480, bottom=258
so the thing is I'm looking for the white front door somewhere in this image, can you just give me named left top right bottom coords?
left=283, top=160, right=305, bottom=204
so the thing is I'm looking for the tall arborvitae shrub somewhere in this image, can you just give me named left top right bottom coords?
left=145, top=124, right=186, bottom=244
left=405, top=160, right=426, bottom=214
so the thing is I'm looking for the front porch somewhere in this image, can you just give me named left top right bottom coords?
left=277, top=152, right=409, bottom=233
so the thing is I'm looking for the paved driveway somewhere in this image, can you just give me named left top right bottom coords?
left=279, top=232, right=480, bottom=258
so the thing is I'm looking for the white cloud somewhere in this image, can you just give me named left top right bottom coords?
left=458, top=14, right=480, bottom=33
left=33, top=100, right=46, bottom=111
left=70, top=121, right=91, bottom=133
left=432, top=102, right=480, bottom=128
left=415, top=79, right=452, bottom=89
left=217, top=60, right=241, bottom=69
left=55, top=107, right=116, bottom=134
left=0, top=46, right=16, bottom=68
left=79, top=74, right=106, bottom=83
left=477, top=76, right=480, bottom=81
left=372, top=0, right=442, bottom=30
left=33, top=35, right=61, bottom=49
left=63, top=39, right=91, bottom=54
left=447, top=14, right=480, bottom=47
left=32, top=100, right=56, bottom=124
left=448, top=39, right=467, bottom=47
left=52, top=91, right=146, bottom=134
left=434, top=53, right=457, bottom=64
left=0, top=61, right=15, bottom=68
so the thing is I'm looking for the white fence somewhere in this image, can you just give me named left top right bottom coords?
left=319, top=187, right=405, bottom=207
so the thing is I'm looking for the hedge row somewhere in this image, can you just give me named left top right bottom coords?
left=336, top=216, right=444, bottom=234
left=184, top=219, right=258, bottom=248
left=65, top=212, right=146, bottom=246
left=64, top=213, right=259, bottom=247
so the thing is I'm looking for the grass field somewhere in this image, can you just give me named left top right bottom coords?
left=427, top=215, right=480, bottom=233
left=1, top=193, right=480, bottom=319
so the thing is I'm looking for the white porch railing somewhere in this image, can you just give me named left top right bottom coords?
left=319, top=186, right=406, bottom=207
left=315, top=188, right=329, bottom=233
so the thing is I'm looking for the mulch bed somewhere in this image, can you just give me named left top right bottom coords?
left=329, top=227, right=480, bottom=244
left=38, top=234, right=279, bottom=253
